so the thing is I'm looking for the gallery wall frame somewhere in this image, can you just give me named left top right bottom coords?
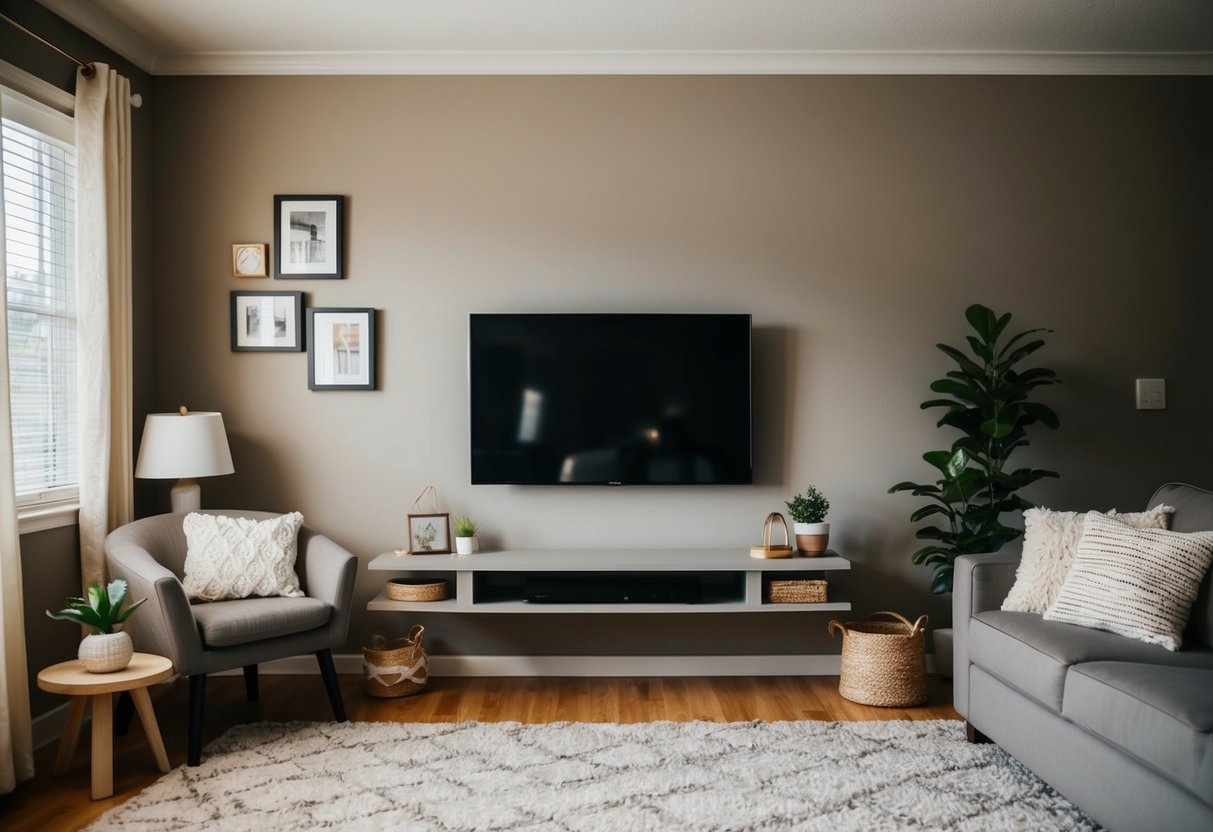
left=307, top=307, right=376, bottom=390
left=230, top=291, right=305, bottom=352
left=274, top=195, right=344, bottom=279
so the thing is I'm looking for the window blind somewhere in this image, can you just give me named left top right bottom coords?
left=2, top=95, right=77, bottom=503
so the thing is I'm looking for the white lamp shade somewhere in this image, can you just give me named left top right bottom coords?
left=135, top=411, right=235, bottom=479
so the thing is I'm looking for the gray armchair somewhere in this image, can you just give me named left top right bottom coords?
left=105, top=510, right=358, bottom=765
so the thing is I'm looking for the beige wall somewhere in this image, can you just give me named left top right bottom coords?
left=149, top=75, right=1212, bottom=656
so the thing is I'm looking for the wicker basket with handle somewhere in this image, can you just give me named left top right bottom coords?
left=828, top=611, right=928, bottom=707
left=363, top=626, right=428, bottom=698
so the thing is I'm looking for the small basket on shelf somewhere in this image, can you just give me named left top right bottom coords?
left=385, top=578, right=449, bottom=602
left=764, top=579, right=828, bottom=604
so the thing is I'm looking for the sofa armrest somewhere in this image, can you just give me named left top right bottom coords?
left=299, top=531, right=358, bottom=648
left=952, top=551, right=1022, bottom=719
left=105, top=541, right=206, bottom=676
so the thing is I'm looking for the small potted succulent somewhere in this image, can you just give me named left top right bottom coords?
left=786, top=485, right=831, bottom=556
left=47, top=578, right=147, bottom=673
left=453, top=516, right=480, bottom=556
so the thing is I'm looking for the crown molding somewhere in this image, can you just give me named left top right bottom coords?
left=37, top=0, right=161, bottom=74
left=146, top=49, right=1213, bottom=76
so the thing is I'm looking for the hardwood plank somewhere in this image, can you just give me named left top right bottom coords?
left=0, top=673, right=959, bottom=832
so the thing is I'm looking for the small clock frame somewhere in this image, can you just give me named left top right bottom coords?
left=232, top=243, right=267, bottom=278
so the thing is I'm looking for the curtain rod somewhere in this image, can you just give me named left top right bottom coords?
left=1, top=11, right=145, bottom=108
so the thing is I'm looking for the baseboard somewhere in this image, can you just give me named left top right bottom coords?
left=32, top=701, right=74, bottom=750
left=217, top=653, right=867, bottom=677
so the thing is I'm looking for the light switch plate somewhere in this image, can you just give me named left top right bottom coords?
left=1136, top=378, right=1166, bottom=410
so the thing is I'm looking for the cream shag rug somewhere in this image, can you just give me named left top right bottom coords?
left=87, top=720, right=1099, bottom=831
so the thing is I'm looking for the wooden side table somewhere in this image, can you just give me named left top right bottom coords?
left=37, top=652, right=174, bottom=799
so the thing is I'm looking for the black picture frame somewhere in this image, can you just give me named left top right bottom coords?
left=273, top=195, right=344, bottom=279
left=230, top=291, right=305, bottom=352
left=307, top=307, right=376, bottom=390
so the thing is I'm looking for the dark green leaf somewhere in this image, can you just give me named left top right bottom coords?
left=935, top=343, right=986, bottom=379
left=966, top=335, right=992, bottom=362
left=980, top=418, right=1014, bottom=439
left=931, top=563, right=955, bottom=594
left=113, top=596, right=147, bottom=623
left=996, top=328, right=1052, bottom=361
left=997, top=339, right=1046, bottom=369
left=964, top=304, right=996, bottom=342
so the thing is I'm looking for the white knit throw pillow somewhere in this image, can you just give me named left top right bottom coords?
left=1043, top=512, right=1213, bottom=650
left=182, top=512, right=305, bottom=602
left=1001, top=504, right=1173, bottom=614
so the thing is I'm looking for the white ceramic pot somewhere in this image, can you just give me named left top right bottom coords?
left=78, top=631, right=134, bottom=673
left=793, top=522, right=830, bottom=556
left=455, top=535, right=479, bottom=556
left=933, top=627, right=954, bottom=679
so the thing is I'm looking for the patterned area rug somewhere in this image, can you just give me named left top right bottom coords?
left=87, top=719, right=1099, bottom=831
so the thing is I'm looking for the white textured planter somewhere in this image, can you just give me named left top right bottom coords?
left=455, top=536, right=479, bottom=556
left=933, top=627, right=954, bottom=679
left=79, top=631, right=133, bottom=673
left=793, top=522, right=830, bottom=556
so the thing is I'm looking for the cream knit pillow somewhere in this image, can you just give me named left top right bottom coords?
left=1043, top=512, right=1213, bottom=650
left=182, top=512, right=305, bottom=602
left=1001, top=504, right=1173, bottom=614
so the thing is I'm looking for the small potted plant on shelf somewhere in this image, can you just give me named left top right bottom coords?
left=47, top=578, right=147, bottom=673
left=786, top=485, right=830, bottom=556
left=453, top=517, right=480, bottom=556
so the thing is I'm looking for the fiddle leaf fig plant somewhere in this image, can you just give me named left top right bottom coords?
left=46, top=578, right=147, bottom=634
left=889, top=304, right=1061, bottom=594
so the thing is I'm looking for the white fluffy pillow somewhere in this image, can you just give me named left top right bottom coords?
left=1001, top=504, right=1173, bottom=614
left=182, top=512, right=305, bottom=602
left=1043, top=512, right=1213, bottom=650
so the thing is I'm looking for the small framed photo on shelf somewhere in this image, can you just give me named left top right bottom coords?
left=274, top=195, right=344, bottom=279
left=230, top=291, right=304, bottom=352
left=408, top=513, right=451, bottom=554
left=306, top=307, right=376, bottom=390
left=232, top=243, right=267, bottom=277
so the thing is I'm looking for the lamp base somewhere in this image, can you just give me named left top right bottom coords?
left=170, top=479, right=201, bottom=513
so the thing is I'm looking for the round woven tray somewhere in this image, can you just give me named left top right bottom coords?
left=385, top=578, right=449, bottom=602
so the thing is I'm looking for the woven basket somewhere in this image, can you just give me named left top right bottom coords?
left=363, top=626, right=428, bottom=698
left=764, top=579, right=828, bottom=604
left=386, top=578, right=448, bottom=602
left=828, top=611, right=927, bottom=707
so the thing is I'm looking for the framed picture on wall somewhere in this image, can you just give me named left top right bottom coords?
left=230, top=291, right=304, bottom=352
left=408, top=513, right=451, bottom=554
left=232, top=243, right=268, bottom=277
left=307, top=307, right=376, bottom=390
left=274, top=195, right=344, bottom=279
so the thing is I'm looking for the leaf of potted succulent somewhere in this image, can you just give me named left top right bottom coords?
left=786, top=486, right=830, bottom=556
left=47, top=578, right=147, bottom=673
left=453, top=516, right=480, bottom=556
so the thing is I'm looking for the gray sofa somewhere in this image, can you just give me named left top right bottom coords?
left=954, top=483, right=1213, bottom=832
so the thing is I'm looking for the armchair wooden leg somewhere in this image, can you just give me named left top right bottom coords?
left=243, top=664, right=259, bottom=702
left=965, top=721, right=992, bottom=744
left=315, top=649, right=347, bottom=723
left=188, top=674, right=207, bottom=766
left=114, top=691, right=135, bottom=735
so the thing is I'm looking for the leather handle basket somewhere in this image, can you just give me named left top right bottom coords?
left=828, top=611, right=928, bottom=707
left=363, top=626, right=428, bottom=698
left=750, top=512, right=794, bottom=559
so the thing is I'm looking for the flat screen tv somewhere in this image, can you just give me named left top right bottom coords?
left=469, top=313, right=752, bottom=485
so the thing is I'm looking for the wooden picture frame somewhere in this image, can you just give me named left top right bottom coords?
left=232, top=243, right=267, bottom=277
left=230, top=291, right=304, bottom=352
left=274, top=195, right=344, bottom=279
left=306, top=307, right=376, bottom=390
left=408, top=513, right=451, bottom=554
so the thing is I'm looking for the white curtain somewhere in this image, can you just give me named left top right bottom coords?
left=75, top=64, right=133, bottom=588
left=0, top=94, right=35, bottom=795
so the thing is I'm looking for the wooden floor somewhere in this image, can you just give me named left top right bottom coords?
left=1, top=673, right=959, bottom=832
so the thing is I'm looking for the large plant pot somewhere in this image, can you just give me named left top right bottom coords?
left=79, top=631, right=133, bottom=673
left=932, top=627, right=954, bottom=679
left=793, top=522, right=830, bottom=556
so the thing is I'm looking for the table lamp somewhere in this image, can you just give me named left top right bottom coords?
left=134, top=407, right=235, bottom=513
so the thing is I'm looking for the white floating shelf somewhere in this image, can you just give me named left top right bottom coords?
left=368, top=548, right=851, bottom=573
left=365, top=590, right=850, bottom=615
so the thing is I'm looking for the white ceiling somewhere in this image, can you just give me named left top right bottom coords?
left=37, top=0, right=1213, bottom=75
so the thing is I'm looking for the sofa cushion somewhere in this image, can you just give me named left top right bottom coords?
left=1063, top=662, right=1213, bottom=797
left=969, top=610, right=1213, bottom=712
left=1151, top=483, right=1213, bottom=649
left=191, top=596, right=331, bottom=647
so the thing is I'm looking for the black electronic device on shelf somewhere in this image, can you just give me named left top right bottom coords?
left=524, top=574, right=702, bottom=604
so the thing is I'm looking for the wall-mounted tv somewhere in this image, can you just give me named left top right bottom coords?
left=469, top=313, right=752, bottom=485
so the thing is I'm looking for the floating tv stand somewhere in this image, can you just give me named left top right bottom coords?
left=366, top=548, right=851, bottom=614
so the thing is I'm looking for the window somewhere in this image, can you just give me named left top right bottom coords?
left=1, top=86, right=77, bottom=509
